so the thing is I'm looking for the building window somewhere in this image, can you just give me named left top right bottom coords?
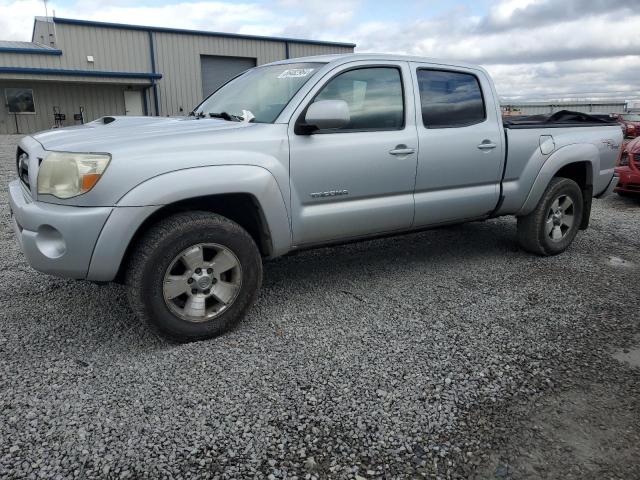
left=5, top=88, right=36, bottom=114
left=417, top=69, right=485, bottom=128
left=313, top=67, right=404, bottom=131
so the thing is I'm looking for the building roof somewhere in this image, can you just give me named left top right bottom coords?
left=39, top=17, right=356, bottom=49
left=0, top=40, right=61, bottom=55
left=501, top=100, right=628, bottom=106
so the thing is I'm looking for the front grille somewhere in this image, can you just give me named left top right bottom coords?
left=16, top=148, right=29, bottom=189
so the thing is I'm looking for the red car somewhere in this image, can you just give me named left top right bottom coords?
left=615, top=136, right=640, bottom=196
left=614, top=113, right=640, bottom=138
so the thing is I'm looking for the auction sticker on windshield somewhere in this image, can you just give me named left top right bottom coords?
left=278, top=68, right=315, bottom=79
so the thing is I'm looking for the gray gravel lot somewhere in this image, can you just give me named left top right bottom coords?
left=0, top=134, right=639, bottom=479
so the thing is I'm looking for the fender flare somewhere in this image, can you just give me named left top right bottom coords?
left=86, top=165, right=291, bottom=282
left=516, top=143, right=598, bottom=217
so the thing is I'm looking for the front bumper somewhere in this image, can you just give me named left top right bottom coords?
left=8, top=179, right=112, bottom=279
left=614, top=166, right=640, bottom=194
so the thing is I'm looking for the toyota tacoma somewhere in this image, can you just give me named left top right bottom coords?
left=9, top=54, right=622, bottom=341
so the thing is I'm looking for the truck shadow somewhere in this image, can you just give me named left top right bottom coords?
left=262, top=218, right=519, bottom=288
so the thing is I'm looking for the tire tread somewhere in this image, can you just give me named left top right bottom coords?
left=125, top=211, right=262, bottom=342
left=517, top=177, right=583, bottom=256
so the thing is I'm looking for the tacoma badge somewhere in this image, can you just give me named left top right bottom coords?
left=310, top=189, right=349, bottom=198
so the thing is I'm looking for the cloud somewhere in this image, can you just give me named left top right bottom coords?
left=60, top=2, right=276, bottom=33
left=477, top=0, right=633, bottom=33
left=347, top=2, right=640, bottom=101
left=0, top=1, right=45, bottom=40
left=487, top=56, right=640, bottom=102
left=0, top=0, right=638, bottom=101
left=348, top=7, right=640, bottom=66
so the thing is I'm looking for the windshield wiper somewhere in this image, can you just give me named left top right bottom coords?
left=208, top=112, right=243, bottom=122
left=188, top=110, right=205, bottom=118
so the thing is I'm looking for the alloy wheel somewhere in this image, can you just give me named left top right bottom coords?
left=545, top=195, right=575, bottom=242
left=162, top=243, right=242, bottom=322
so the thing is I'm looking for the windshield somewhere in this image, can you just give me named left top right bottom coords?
left=622, top=114, right=640, bottom=121
left=193, top=62, right=324, bottom=123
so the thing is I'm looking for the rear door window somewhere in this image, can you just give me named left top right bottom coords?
left=417, top=69, right=486, bottom=128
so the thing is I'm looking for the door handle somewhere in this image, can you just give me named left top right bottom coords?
left=389, top=145, right=416, bottom=156
left=477, top=141, right=497, bottom=150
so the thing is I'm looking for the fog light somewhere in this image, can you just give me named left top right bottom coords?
left=35, top=225, right=66, bottom=258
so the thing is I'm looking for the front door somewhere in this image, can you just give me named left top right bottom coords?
left=288, top=62, right=418, bottom=246
left=124, top=90, right=143, bottom=116
left=410, top=64, right=505, bottom=226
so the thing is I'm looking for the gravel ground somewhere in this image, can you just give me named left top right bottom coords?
left=0, top=134, right=639, bottom=479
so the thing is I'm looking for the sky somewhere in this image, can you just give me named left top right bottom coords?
left=1, top=0, right=639, bottom=102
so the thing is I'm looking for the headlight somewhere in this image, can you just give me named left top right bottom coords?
left=37, top=152, right=111, bottom=199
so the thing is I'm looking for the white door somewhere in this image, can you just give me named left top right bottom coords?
left=124, top=90, right=144, bottom=116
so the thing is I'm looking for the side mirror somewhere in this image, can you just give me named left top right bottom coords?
left=304, top=100, right=350, bottom=131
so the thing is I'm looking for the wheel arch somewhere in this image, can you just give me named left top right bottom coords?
left=517, top=143, right=598, bottom=221
left=113, top=193, right=272, bottom=283
left=87, top=165, right=292, bottom=282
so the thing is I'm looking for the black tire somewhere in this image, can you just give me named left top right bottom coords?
left=125, top=211, right=262, bottom=342
left=517, top=177, right=584, bottom=256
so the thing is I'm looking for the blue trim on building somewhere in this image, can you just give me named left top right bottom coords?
left=0, top=47, right=62, bottom=55
left=52, top=17, right=356, bottom=48
left=0, top=67, right=162, bottom=80
left=148, top=30, right=160, bottom=116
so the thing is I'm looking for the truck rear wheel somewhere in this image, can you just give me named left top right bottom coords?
left=517, top=177, right=584, bottom=256
left=125, top=211, right=262, bottom=342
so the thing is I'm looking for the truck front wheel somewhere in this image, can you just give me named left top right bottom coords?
left=517, top=177, right=584, bottom=256
left=125, top=211, right=262, bottom=342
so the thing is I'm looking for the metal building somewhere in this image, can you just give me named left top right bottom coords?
left=0, top=17, right=355, bottom=134
left=501, top=100, right=627, bottom=116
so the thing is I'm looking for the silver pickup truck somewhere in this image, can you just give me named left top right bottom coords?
left=8, top=54, right=621, bottom=341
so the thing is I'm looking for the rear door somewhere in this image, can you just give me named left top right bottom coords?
left=288, top=61, right=418, bottom=246
left=410, top=63, right=505, bottom=226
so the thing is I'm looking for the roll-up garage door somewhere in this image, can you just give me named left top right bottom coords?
left=200, top=55, right=257, bottom=98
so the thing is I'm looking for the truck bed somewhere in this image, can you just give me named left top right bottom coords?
left=497, top=111, right=623, bottom=216
left=503, top=110, right=619, bottom=129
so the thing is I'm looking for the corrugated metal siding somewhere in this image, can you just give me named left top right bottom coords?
left=153, top=31, right=290, bottom=115
left=503, top=102, right=626, bottom=115
left=1, top=19, right=355, bottom=129
left=287, top=43, right=353, bottom=58
left=32, top=19, right=57, bottom=49
left=153, top=36, right=354, bottom=115
left=0, top=73, right=150, bottom=84
left=0, top=41, right=56, bottom=50
left=0, top=51, right=62, bottom=69
left=1, top=20, right=151, bottom=72
left=55, top=23, right=152, bottom=72
left=2, top=20, right=62, bottom=69
left=0, top=81, right=128, bottom=134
